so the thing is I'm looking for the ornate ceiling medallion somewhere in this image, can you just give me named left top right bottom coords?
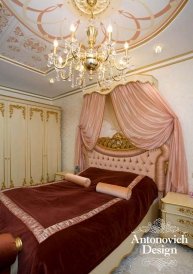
left=73, top=0, right=110, bottom=15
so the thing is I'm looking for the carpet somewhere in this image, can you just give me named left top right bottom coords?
left=113, top=222, right=193, bottom=274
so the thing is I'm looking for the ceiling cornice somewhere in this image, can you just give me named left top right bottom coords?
left=1, top=51, right=193, bottom=101
left=52, top=50, right=193, bottom=100
left=0, top=55, right=52, bottom=75
left=0, top=85, right=52, bottom=101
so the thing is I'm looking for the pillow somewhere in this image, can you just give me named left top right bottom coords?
left=96, top=175, right=145, bottom=200
left=96, top=183, right=131, bottom=200
left=65, top=173, right=91, bottom=187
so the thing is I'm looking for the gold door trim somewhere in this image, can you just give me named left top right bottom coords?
left=23, top=178, right=27, bottom=186
left=29, top=108, right=44, bottom=184
left=30, top=107, right=44, bottom=121
left=1, top=182, right=6, bottom=190
left=0, top=103, right=5, bottom=117
left=46, top=111, right=58, bottom=123
left=9, top=104, right=26, bottom=119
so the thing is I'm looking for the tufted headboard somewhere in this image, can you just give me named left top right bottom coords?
left=83, top=133, right=169, bottom=192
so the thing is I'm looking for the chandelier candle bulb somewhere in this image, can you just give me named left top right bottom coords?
left=47, top=0, right=132, bottom=90
left=70, top=24, right=76, bottom=41
left=53, top=40, right=58, bottom=54
left=107, top=25, right=112, bottom=42
left=58, top=56, right=63, bottom=65
left=124, top=42, right=129, bottom=56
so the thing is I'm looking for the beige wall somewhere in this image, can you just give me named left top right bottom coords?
left=54, top=92, right=83, bottom=173
left=54, top=59, right=193, bottom=192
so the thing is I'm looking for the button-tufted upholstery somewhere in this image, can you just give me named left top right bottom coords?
left=84, top=144, right=169, bottom=192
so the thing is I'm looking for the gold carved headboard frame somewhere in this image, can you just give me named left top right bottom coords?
left=83, top=133, right=169, bottom=192
left=97, top=132, right=136, bottom=150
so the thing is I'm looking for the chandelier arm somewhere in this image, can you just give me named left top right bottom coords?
left=112, top=75, right=123, bottom=82
left=113, top=63, right=127, bottom=71
left=53, top=54, right=73, bottom=69
left=60, top=71, right=70, bottom=81
left=71, top=50, right=79, bottom=60
left=47, top=0, right=132, bottom=90
left=98, top=79, right=102, bottom=87
left=98, top=51, right=110, bottom=63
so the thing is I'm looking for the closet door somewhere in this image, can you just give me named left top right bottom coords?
left=0, top=102, right=6, bottom=189
left=28, top=107, right=44, bottom=185
left=7, top=103, right=27, bottom=188
left=45, top=110, right=61, bottom=182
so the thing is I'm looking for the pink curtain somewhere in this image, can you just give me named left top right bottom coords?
left=111, top=81, right=188, bottom=194
left=75, top=92, right=106, bottom=170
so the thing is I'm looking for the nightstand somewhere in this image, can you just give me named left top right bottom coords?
left=161, top=192, right=193, bottom=248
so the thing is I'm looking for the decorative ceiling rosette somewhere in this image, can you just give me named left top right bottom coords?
left=72, top=0, right=110, bottom=15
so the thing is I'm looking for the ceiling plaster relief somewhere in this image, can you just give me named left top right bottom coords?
left=0, top=0, right=188, bottom=73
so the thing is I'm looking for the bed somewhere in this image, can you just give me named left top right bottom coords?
left=0, top=133, right=169, bottom=274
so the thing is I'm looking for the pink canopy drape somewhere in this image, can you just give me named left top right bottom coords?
left=75, top=92, right=106, bottom=170
left=111, top=81, right=188, bottom=194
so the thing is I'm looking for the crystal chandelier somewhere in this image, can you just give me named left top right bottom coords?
left=47, top=0, right=131, bottom=90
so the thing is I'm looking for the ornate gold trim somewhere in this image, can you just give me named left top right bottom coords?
left=15, top=237, right=22, bottom=252
left=178, top=230, right=193, bottom=240
left=30, top=177, right=34, bottom=185
left=9, top=104, right=26, bottom=119
left=10, top=179, right=14, bottom=188
left=41, top=176, right=44, bottom=184
left=1, top=181, right=6, bottom=190
left=178, top=219, right=193, bottom=227
left=46, top=111, right=58, bottom=122
left=178, top=207, right=193, bottom=216
left=73, top=0, right=110, bottom=15
left=30, top=107, right=44, bottom=121
left=97, top=132, right=137, bottom=151
left=0, top=103, right=5, bottom=116
left=23, top=178, right=27, bottom=186
left=47, top=173, right=49, bottom=183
